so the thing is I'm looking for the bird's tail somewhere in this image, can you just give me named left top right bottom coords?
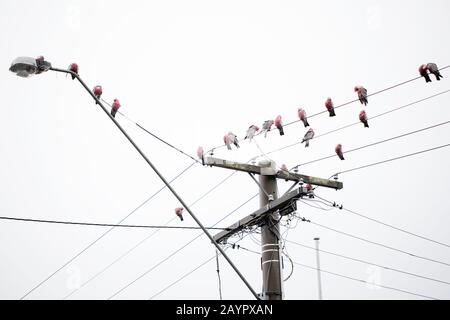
left=278, top=126, right=284, bottom=136
left=264, top=131, right=267, bottom=138
left=330, top=110, right=336, bottom=117
left=305, top=120, right=310, bottom=127
left=305, top=140, right=309, bottom=147
left=179, top=215, right=184, bottom=221
left=364, top=122, right=369, bottom=128
left=226, top=144, right=231, bottom=150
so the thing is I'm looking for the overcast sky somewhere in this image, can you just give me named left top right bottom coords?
left=1, top=0, right=450, bottom=300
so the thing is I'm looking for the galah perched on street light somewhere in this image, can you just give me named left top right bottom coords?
left=355, top=85, right=368, bottom=106
left=68, top=63, right=78, bottom=80
left=111, top=98, right=120, bottom=118
left=93, top=85, right=102, bottom=104
left=262, top=120, right=274, bottom=138
left=359, top=110, right=369, bottom=128
left=335, top=144, right=345, bottom=160
left=175, top=207, right=184, bottom=221
left=427, top=63, right=443, bottom=81
left=419, top=64, right=431, bottom=83
left=197, top=146, right=205, bottom=165
left=274, top=115, right=284, bottom=136
left=301, top=128, right=315, bottom=147
left=325, top=97, right=336, bottom=117
left=298, top=108, right=310, bottom=127
left=245, top=125, right=260, bottom=142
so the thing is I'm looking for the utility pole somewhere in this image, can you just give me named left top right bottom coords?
left=314, top=237, right=323, bottom=300
left=206, top=156, right=343, bottom=300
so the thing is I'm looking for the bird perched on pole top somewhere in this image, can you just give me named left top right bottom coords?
left=68, top=63, right=78, bottom=80
left=93, top=85, right=102, bottom=104
left=359, top=110, right=369, bottom=128
left=175, top=207, right=184, bottom=221
left=245, top=125, right=260, bottom=142
left=111, top=99, right=121, bottom=118
left=325, top=98, right=336, bottom=117
left=418, top=64, right=431, bottom=83
left=262, top=120, right=274, bottom=138
left=280, top=164, right=288, bottom=171
left=426, top=63, right=443, bottom=81
left=306, top=183, right=313, bottom=191
left=301, top=128, right=315, bottom=147
left=274, top=115, right=284, bottom=136
left=298, top=108, right=310, bottom=127
left=335, top=144, right=345, bottom=160
left=197, top=146, right=205, bottom=165
left=354, top=86, right=368, bottom=106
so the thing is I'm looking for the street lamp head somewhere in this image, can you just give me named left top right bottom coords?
left=9, top=56, right=51, bottom=77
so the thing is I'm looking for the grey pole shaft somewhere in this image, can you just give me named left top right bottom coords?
left=314, top=237, right=323, bottom=300
left=49, top=67, right=260, bottom=300
left=260, top=173, right=283, bottom=300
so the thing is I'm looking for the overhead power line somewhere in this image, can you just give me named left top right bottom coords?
left=0, top=216, right=229, bottom=231
left=286, top=240, right=450, bottom=286
left=207, top=66, right=450, bottom=153
left=20, top=161, right=196, bottom=300
left=335, top=143, right=450, bottom=176
left=309, top=221, right=450, bottom=268
left=293, top=120, right=450, bottom=168
left=254, top=89, right=450, bottom=159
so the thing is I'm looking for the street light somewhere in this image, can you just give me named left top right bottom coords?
left=9, top=56, right=260, bottom=300
left=9, top=56, right=51, bottom=78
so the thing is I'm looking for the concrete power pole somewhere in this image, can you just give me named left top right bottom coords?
left=314, top=237, right=323, bottom=300
left=206, top=156, right=343, bottom=300
left=259, top=163, right=283, bottom=300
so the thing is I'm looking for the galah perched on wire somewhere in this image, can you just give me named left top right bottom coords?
left=335, top=144, right=345, bottom=160
left=419, top=64, right=431, bottom=83
left=245, top=125, right=260, bottom=142
left=68, top=63, right=78, bottom=80
left=228, top=132, right=240, bottom=149
left=427, top=63, right=443, bottom=81
left=298, top=108, right=310, bottom=127
left=359, top=110, right=369, bottom=128
left=355, top=86, right=368, bottom=106
left=197, top=146, right=205, bottom=165
left=325, top=98, right=336, bottom=117
left=274, top=115, right=284, bottom=136
left=262, top=120, right=274, bottom=138
left=301, top=128, right=315, bottom=147
left=111, top=98, right=120, bottom=118
left=306, top=183, right=313, bottom=192
left=175, top=207, right=184, bottom=221
left=93, top=85, right=102, bottom=104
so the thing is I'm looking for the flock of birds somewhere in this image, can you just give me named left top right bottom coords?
left=62, top=60, right=443, bottom=222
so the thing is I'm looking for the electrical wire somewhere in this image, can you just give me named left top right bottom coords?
left=101, top=98, right=201, bottom=165
left=309, top=221, right=450, bottom=267
left=206, top=67, right=450, bottom=153
left=335, top=143, right=450, bottom=176
left=107, top=193, right=259, bottom=300
left=286, top=240, right=450, bottom=286
left=291, top=261, right=440, bottom=300
left=19, top=161, right=195, bottom=300
left=63, top=170, right=239, bottom=299
left=293, top=120, right=450, bottom=168
left=215, top=249, right=223, bottom=300
left=253, top=89, right=450, bottom=159
left=312, top=195, right=450, bottom=249
left=0, top=216, right=229, bottom=231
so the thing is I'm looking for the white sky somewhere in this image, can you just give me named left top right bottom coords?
left=1, top=0, right=450, bottom=300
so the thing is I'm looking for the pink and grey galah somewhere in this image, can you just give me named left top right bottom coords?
left=93, top=85, right=102, bottom=105
left=197, top=146, right=205, bottom=165
left=419, top=64, right=432, bottom=83
left=274, top=115, right=284, bottom=136
left=335, top=144, right=345, bottom=160
left=325, top=98, right=336, bottom=117
left=280, top=164, right=288, bottom=171
left=301, top=128, right=315, bottom=147
left=245, top=125, right=260, bottom=142
left=111, top=99, right=120, bottom=118
left=298, top=108, right=310, bottom=127
left=175, top=207, right=184, bottom=221
left=262, top=120, right=274, bottom=138
left=224, top=132, right=239, bottom=150
left=68, top=63, right=78, bottom=80
left=355, top=86, right=368, bottom=106
left=426, top=63, right=443, bottom=81
left=359, top=110, right=369, bottom=128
